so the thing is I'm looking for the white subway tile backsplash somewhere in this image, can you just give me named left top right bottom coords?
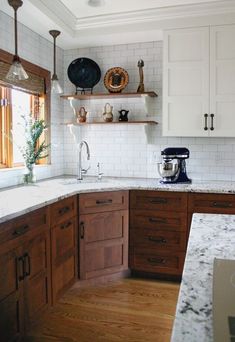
left=1, top=9, right=235, bottom=185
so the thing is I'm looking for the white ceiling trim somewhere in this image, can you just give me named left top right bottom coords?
left=28, top=0, right=235, bottom=31
left=28, top=0, right=76, bottom=35
left=76, top=1, right=235, bottom=29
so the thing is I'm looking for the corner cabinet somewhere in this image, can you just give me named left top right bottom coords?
left=163, top=25, right=235, bottom=137
left=78, top=191, right=129, bottom=280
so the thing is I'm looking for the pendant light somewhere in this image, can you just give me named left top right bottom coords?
left=6, top=0, right=28, bottom=81
left=49, top=30, right=63, bottom=94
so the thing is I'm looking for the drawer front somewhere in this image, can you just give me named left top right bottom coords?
left=80, top=210, right=127, bottom=244
left=79, top=191, right=129, bottom=214
left=0, top=207, right=48, bottom=245
left=52, top=217, right=77, bottom=264
left=130, top=190, right=187, bottom=212
left=130, top=210, right=187, bottom=232
left=130, top=228, right=187, bottom=251
left=189, top=193, right=235, bottom=214
left=50, top=196, right=76, bottom=227
left=130, top=249, right=185, bottom=275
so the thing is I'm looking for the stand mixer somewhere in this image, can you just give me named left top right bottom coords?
left=157, top=147, right=191, bottom=184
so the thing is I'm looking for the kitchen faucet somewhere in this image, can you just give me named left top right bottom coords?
left=77, top=141, right=90, bottom=180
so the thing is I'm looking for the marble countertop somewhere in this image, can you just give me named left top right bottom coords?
left=1, top=176, right=235, bottom=223
left=171, top=213, right=235, bottom=342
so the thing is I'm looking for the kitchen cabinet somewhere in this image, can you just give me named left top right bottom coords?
left=0, top=207, right=50, bottom=341
left=79, top=191, right=129, bottom=280
left=129, top=191, right=188, bottom=277
left=188, top=192, right=235, bottom=224
left=50, top=196, right=77, bottom=303
left=163, top=24, right=235, bottom=137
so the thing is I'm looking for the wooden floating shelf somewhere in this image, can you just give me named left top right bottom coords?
left=63, top=121, right=158, bottom=126
left=61, top=91, right=158, bottom=100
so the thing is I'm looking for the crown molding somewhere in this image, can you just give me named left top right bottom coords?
left=75, top=1, right=235, bottom=30
left=28, top=0, right=76, bottom=34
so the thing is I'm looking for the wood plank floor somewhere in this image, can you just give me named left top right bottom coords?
left=25, top=278, right=180, bottom=342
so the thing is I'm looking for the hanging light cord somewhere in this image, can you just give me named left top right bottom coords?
left=9, top=0, right=23, bottom=60
left=49, top=30, right=60, bottom=80
left=53, top=35, right=56, bottom=76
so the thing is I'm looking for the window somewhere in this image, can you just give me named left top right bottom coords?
left=0, top=48, right=51, bottom=169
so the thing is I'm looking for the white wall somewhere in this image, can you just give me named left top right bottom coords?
left=0, top=11, right=64, bottom=188
left=1, top=8, right=235, bottom=185
left=63, top=41, right=235, bottom=181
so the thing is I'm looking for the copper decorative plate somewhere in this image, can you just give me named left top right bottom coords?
left=104, top=67, right=129, bottom=93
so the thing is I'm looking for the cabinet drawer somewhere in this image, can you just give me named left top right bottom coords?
left=79, top=191, right=128, bottom=214
left=51, top=217, right=77, bottom=264
left=189, top=193, right=235, bottom=214
left=50, top=196, right=76, bottom=227
left=0, top=207, right=48, bottom=245
left=130, top=209, right=187, bottom=231
left=130, top=249, right=185, bottom=275
left=130, top=190, right=187, bottom=212
left=130, top=228, right=187, bottom=251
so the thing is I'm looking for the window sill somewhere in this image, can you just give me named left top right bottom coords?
left=0, top=164, right=50, bottom=172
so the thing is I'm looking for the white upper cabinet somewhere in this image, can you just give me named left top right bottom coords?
left=163, top=25, right=235, bottom=137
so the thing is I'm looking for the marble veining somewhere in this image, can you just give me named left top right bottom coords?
left=1, top=176, right=235, bottom=223
left=171, top=213, right=235, bottom=342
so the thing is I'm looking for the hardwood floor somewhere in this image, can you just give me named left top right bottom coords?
left=25, top=278, right=180, bottom=342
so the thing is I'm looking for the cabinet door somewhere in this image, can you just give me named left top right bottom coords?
left=0, top=244, right=24, bottom=342
left=210, top=25, right=235, bottom=137
left=51, top=217, right=77, bottom=303
left=79, top=210, right=128, bottom=279
left=23, top=229, right=51, bottom=327
left=163, top=27, right=210, bottom=136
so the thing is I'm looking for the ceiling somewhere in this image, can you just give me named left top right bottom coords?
left=1, top=0, right=235, bottom=49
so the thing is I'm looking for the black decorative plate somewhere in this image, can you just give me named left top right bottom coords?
left=67, top=57, right=101, bottom=92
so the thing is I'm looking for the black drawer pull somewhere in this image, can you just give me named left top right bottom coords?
left=17, top=256, right=25, bottom=281
left=204, top=113, right=208, bottom=130
left=60, top=221, right=72, bottom=230
left=96, top=199, right=113, bottom=205
left=210, top=113, right=215, bottom=131
left=24, top=253, right=31, bottom=277
left=149, top=198, right=167, bottom=204
left=80, top=222, right=85, bottom=239
left=148, top=236, right=167, bottom=244
left=147, top=257, right=166, bottom=265
left=149, top=217, right=167, bottom=224
left=58, top=206, right=70, bottom=215
left=13, top=224, right=29, bottom=236
left=212, top=201, right=232, bottom=208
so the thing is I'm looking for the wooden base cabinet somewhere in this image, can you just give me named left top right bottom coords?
left=50, top=196, right=77, bottom=304
left=0, top=244, right=23, bottom=342
left=79, top=191, right=129, bottom=280
left=129, top=191, right=188, bottom=277
left=0, top=207, right=51, bottom=342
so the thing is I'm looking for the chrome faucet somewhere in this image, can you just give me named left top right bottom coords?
left=77, top=141, right=90, bottom=180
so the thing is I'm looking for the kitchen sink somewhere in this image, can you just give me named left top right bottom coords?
left=60, top=178, right=109, bottom=185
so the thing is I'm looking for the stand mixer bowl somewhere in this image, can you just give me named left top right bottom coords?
left=157, top=162, right=179, bottom=178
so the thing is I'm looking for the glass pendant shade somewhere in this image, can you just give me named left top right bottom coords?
left=6, top=0, right=29, bottom=81
left=51, top=74, right=63, bottom=94
left=6, top=56, right=28, bottom=81
left=49, top=30, right=63, bottom=94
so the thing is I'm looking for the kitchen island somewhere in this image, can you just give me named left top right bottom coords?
left=171, top=213, right=235, bottom=342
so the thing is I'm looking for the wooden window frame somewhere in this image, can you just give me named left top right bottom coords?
left=0, top=48, right=51, bottom=168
